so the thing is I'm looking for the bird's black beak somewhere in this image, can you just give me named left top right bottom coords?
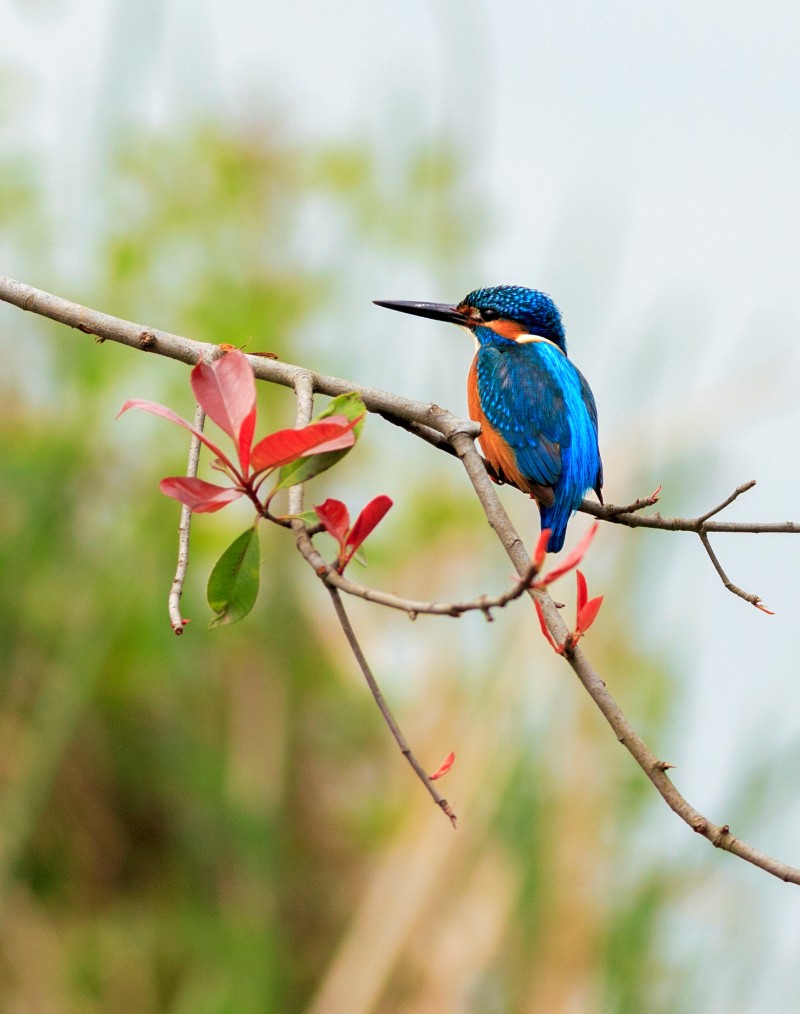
left=373, top=299, right=469, bottom=326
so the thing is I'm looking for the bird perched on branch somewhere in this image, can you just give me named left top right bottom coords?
left=375, top=285, right=603, bottom=553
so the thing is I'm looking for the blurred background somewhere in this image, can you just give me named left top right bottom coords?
left=2, top=1, right=800, bottom=1010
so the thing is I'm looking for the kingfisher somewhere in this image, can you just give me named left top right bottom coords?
left=374, top=285, right=603, bottom=553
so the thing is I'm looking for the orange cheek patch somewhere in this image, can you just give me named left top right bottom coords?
left=487, top=319, right=528, bottom=340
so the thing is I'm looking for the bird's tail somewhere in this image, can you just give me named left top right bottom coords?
left=538, top=501, right=571, bottom=554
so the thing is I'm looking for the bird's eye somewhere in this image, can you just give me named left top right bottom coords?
left=480, top=308, right=500, bottom=322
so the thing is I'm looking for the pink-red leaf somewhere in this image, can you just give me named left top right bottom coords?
left=429, top=751, right=455, bottom=781
left=159, top=476, right=244, bottom=513
left=534, top=522, right=599, bottom=588
left=533, top=528, right=551, bottom=570
left=346, top=495, right=393, bottom=554
left=534, top=598, right=561, bottom=652
left=190, top=350, right=256, bottom=463
left=304, top=414, right=361, bottom=454
left=117, top=399, right=236, bottom=472
left=250, top=419, right=357, bottom=474
left=576, top=595, right=604, bottom=635
left=237, top=407, right=257, bottom=475
left=314, top=498, right=351, bottom=547
left=576, top=570, right=588, bottom=615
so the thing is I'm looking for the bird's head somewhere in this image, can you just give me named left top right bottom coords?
left=375, top=285, right=567, bottom=354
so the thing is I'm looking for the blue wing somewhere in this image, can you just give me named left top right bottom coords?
left=576, top=366, right=603, bottom=501
left=475, top=343, right=569, bottom=495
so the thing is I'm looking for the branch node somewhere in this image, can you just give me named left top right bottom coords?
left=438, top=799, right=458, bottom=829
left=654, top=759, right=676, bottom=772
left=712, top=824, right=734, bottom=849
left=139, top=329, right=156, bottom=349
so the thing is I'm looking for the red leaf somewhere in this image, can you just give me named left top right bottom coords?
left=190, top=351, right=257, bottom=462
left=534, top=522, right=599, bottom=588
left=250, top=419, right=356, bottom=474
left=346, top=495, right=393, bottom=554
left=534, top=598, right=561, bottom=652
left=117, top=399, right=236, bottom=472
left=304, top=414, right=360, bottom=454
left=159, top=476, right=244, bottom=513
left=238, top=407, right=257, bottom=476
left=429, top=751, right=455, bottom=781
left=576, top=595, right=604, bottom=635
left=314, top=498, right=351, bottom=547
left=533, top=528, right=551, bottom=570
left=576, top=570, right=588, bottom=615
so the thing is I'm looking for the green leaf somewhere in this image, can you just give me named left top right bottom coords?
left=274, top=392, right=366, bottom=491
left=283, top=509, right=320, bottom=527
left=207, top=526, right=261, bottom=627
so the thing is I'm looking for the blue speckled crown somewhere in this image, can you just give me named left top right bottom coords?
left=464, top=285, right=567, bottom=351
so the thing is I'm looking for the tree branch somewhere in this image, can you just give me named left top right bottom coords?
left=2, top=273, right=799, bottom=882
left=448, top=430, right=800, bottom=885
left=291, top=531, right=540, bottom=620
left=167, top=402, right=206, bottom=633
left=327, top=587, right=458, bottom=827
left=582, top=479, right=787, bottom=608
left=287, top=370, right=456, bottom=823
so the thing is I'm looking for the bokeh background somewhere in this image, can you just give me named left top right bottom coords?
left=2, top=1, right=800, bottom=1011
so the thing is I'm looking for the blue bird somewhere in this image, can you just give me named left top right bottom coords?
left=375, top=285, right=603, bottom=552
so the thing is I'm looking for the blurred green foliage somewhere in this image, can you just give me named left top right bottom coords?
left=0, top=108, right=731, bottom=1013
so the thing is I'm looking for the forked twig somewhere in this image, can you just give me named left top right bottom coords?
left=288, top=371, right=456, bottom=824
left=583, top=479, right=777, bottom=609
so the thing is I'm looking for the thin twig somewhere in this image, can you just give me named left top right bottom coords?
left=167, top=403, right=206, bottom=633
left=698, top=531, right=772, bottom=612
left=595, top=486, right=662, bottom=517
left=696, top=479, right=757, bottom=524
left=580, top=491, right=800, bottom=535
left=288, top=371, right=315, bottom=514
left=327, top=587, right=457, bottom=827
left=291, top=531, right=540, bottom=619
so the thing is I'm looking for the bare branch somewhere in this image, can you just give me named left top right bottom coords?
left=291, top=531, right=540, bottom=619
left=0, top=274, right=479, bottom=441
left=582, top=479, right=788, bottom=607
left=167, top=402, right=206, bottom=633
left=287, top=370, right=315, bottom=515
left=696, top=479, right=757, bottom=523
left=580, top=485, right=800, bottom=535
left=698, top=531, right=773, bottom=613
left=327, top=586, right=457, bottom=827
